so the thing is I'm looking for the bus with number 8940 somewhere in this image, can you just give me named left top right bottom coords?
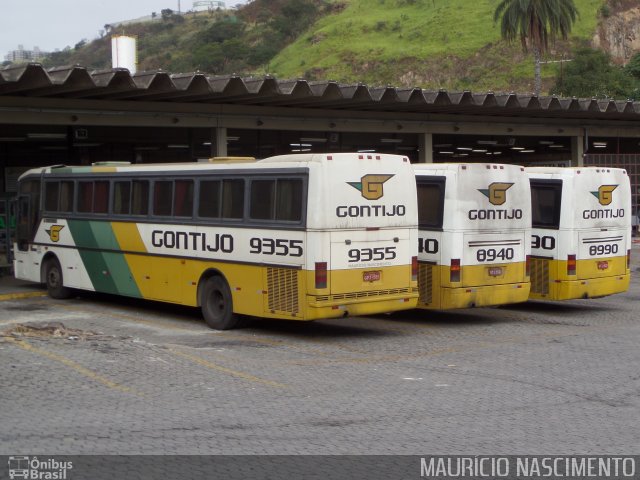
left=413, top=163, right=532, bottom=310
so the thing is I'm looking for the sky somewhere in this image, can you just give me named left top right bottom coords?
left=2, top=0, right=248, bottom=58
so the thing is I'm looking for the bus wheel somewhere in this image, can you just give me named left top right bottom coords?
left=201, top=276, right=239, bottom=330
left=44, top=258, right=72, bottom=299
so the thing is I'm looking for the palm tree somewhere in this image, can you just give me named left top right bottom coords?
left=494, top=0, right=578, bottom=95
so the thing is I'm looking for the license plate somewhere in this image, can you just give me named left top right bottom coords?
left=488, top=267, right=503, bottom=277
left=363, top=270, right=381, bottom=282
left=597, top=261, right=609, bottom=270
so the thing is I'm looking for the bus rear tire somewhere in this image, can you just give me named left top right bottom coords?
left=44, top=258, right=72, bottom=299
left=201, top=276, right=240, bottom=330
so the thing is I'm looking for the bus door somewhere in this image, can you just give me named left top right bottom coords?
left=416, top=176, right=445, bottom=306
left=15, top=193, right=39, bottom=252
left=529, top=179, right=562, bottom=296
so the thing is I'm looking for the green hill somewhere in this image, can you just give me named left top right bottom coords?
left=268, top=0, right=604, bottom=93
left=33, top=0, right=615, bottom=94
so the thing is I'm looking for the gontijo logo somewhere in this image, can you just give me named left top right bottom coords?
left=45, top=225, right=64, bottom=242
left=348, top=174, right=394, bottom=200
left=591, top=184, right=618, bottom=206
left=478, top=182, right=514, bottom=206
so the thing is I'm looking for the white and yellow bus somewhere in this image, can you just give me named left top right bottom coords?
left=413, top=163, right=531, bottom=309
left=13, top=153, right=418, bottom=329
left=526, top=166, right=631, bottom=300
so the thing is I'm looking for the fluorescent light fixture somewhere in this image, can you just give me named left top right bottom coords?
left=290, top=143, right=312, bottom=147
left=357, top=149, right=376, bottom=153
left=493, top=151, right=502, bottom=155
left=300, top=137, right=327, bottom=143
left=549, top=144, right=564, bottom=148
left=167, top=144, right=189, bottom=149
left=380, top=138, right=403, bottom=143
left=538, top=140, right=554, bottom=145
left=593, top=142, right=607, bottom=147
left=593, top=144, right=607, bottom=148
left=455, top=153, right=469, bottom=157
left=511, top=146, right=525, bottom=150
left=477, top=140, right=498, bottom=145
left=202, top=142, right=212, bottom=146
left=291, top=148, right=311, bottom=152
left=456, top=147, right=473, bottom=151
left=27, top=133, right=67, bottom=140
left=439, top=151, right=454, bottom=154
left=472, top=149, right=487, bottom=153
left=227, top=136, right=240, bottom=141
left=519, top=149, right=535, bottom=153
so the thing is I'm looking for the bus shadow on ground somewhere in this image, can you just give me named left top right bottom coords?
left=243, top=317, right=392, bottom=339
left=376, top=308, right=511, bottom=326
left=500, top=300, right=625, bottom=315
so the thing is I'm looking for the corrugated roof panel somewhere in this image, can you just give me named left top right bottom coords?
left=0, top=63, right=639, bottom=120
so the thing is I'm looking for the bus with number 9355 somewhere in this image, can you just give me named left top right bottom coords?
left=13, top=153, right=419, bottom=329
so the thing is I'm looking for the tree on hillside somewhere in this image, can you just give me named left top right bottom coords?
left=552, top=47, right=638, bottom=99
left=494, top=0, right=578, bottom=95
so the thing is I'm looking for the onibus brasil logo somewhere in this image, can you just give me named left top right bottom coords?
left=591, top=184, right=618, bottom=206
left=347, top=174, right=394, bottom=200
left=45, top=225, right=64, bottom=242
left=8, top=456, right=73, bottom=479
left=478, top=182, right=514, bottom=206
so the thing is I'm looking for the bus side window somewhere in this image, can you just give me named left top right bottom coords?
left=78, top=181, right=94, bottom=213
left=416, top=178, right=445, bottom=229
left=276, top=179, right=303, bottom=222
left=530, top=181, right=562, bottom=229
left=113, top=181, right=131, bottom=215
left=93, top=181, right=109, bottom=214
left=198, top=180, right=221, bottom=218
left=250, top=180, right=275, bottom=220
left=174, top=180, right=194, bottom=217
left=154, top=181, right=173, bottom=216
left=59, top=181, right=74, bottom=213
left=221, top=179, right=244, bottom=219
left=131, top=180, right=149, bottom=215
left=44, top=181, right=60, bottom=212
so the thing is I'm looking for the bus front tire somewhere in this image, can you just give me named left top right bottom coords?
left=44, top=258, right=72, bottom=299
left=201, top=276, right=240, bottom=330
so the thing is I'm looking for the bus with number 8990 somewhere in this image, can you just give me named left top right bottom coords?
left=526, top=166, right=631, bottom=301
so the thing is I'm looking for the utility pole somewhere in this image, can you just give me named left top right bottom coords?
left=178, top=0, right=181, bottom=13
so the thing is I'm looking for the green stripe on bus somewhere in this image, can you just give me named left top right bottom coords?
left=67, top=220, right=141, bottom=298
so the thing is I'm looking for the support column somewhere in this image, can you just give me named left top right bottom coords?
left=571, top=135, right=584, bottom=167
left=418, top=133, right=433, bottom=163
left=210, top=127, right=227, bottom=158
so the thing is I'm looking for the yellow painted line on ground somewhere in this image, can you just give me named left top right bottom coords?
left=167, top=346, right=288, bottom=389
left=0, top=291, right=47, bottom=301
left=2, top=336, right=142, bottom=396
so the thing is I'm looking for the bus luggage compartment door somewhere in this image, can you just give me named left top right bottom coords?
left=463, top=233, right=526, bottom=287
left=329, top=229, right=412, bottom=295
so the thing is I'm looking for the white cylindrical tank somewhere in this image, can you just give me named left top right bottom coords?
left=111, top=35, right=137, bottom=74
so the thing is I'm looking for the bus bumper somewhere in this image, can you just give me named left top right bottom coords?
left=419, top=282, right=530, bottom=310
left=306, top=292, right=418, bottom=320
left=530, top=274, right=630, bottom=301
